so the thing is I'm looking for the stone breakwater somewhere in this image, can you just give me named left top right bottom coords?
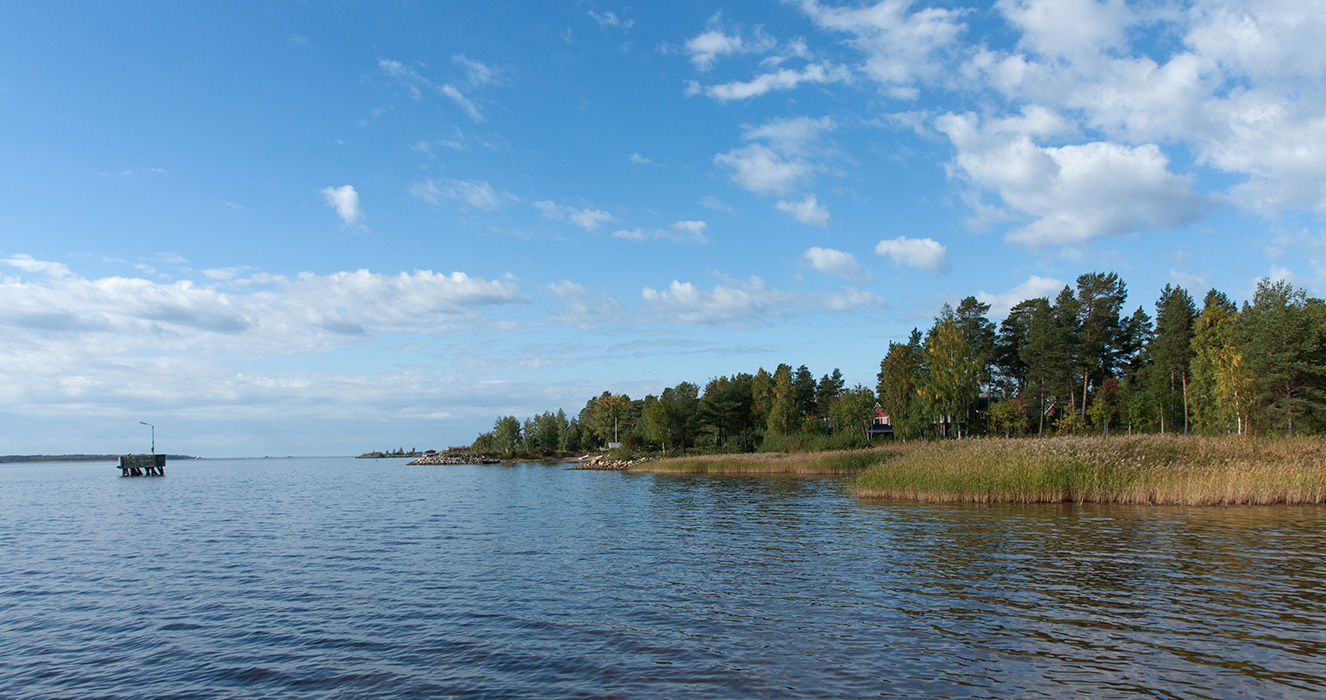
left=407, top=453, right=499, bottom=465
left=568, top=455, right=652, bottom=471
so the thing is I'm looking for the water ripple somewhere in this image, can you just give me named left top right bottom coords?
left=0, top=459, right=1322, bottom=698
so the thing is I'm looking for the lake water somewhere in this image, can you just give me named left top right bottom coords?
left=1, top=457, right=1323, bottom=698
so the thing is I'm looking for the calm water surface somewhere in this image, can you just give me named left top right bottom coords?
left=1, top=457, right=1323, bottom=698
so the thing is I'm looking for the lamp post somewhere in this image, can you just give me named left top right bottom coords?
left=139, top=421, right=155, bottom=454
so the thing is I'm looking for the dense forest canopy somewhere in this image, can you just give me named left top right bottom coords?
left=471, top=274, right=1326, bottom=456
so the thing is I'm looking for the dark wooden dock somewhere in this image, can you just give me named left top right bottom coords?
left=118, top=454, right=165, bottom=477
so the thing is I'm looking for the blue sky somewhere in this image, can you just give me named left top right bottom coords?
left=2, top=1, right=1323, bottom=456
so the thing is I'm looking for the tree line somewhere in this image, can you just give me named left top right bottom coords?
left=471, top=272, right=1326, bottom=456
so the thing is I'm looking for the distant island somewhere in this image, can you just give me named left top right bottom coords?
left=0, top=454, right=197, bottom=463
left=357, top=448, right=428, bottom=459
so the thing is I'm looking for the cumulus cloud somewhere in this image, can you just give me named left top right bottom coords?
left=714, top=116, right=835, bottom=197
left=410, top=178, right=514, bottom=211
left=803, top=247, right=867, bottom=281
left=936, top=112, right=1205, bottom=247
left=533, top=200, right=618, bottom=231
left=321, top=185, right=363, bottom=225
left=685, top=29, right=749, bottom=70
left=798, top=0, right=967, bottom=95
left=975, top=275, right=1066, bottom=317
left=776, top=195, right=830, bottom=227
left=714, top=144, right=813, bottom=197
left=874, top=236, right=949, bottom=272
left=0, top=258, right=528, bottom=357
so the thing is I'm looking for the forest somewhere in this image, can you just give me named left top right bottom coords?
left=470, top=273, right=1326, bottom=458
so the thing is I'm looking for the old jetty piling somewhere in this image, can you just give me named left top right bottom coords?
left=118, top=454, right=165, bottom=477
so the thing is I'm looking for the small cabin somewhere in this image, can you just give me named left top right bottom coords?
left=867, top=404, right=894, bottom=439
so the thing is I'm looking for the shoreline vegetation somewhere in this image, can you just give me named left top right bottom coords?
left=635, top=435, right=1326, bottom=505
left=854, top=435, right=1326, bottom=505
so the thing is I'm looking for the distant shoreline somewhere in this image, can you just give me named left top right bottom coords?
left=0, top=454, right=197, bottom=463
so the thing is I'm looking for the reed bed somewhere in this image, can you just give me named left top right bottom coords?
left=636, top=446, right=916, bottom=475
left=853, top=434, right=1326, bottom=505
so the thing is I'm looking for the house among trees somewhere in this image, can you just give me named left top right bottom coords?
left=867, top=404, right=893, bottom=439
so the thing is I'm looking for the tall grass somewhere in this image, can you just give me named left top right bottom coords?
left=853, top=434, right=1326, bottom=505
left=636, top=446, right=915, bottom=475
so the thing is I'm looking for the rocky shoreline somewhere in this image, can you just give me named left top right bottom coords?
left=406, top=453, right=499, bottom=465
left=568, top=454, right=652, bottom=471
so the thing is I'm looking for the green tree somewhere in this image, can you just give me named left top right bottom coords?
left=1237, top=279, right=1326, bottom=436
left=829, top=385, right=877, bottom=441
left=767, top=364, right=798, bottom=435
left=1150, top=284, right=1197, bottom=433
left=493, top=415, right=523, bottom=454
left=878, top=330, right=923, bottom=439
left=1075, top=272, right=1129, bottom=421
left=700, top=373, right=756, bottom=451
left=815, top=369, right=845, bottom=414
left=1015, top=297, right=1056, bottom=435
left=920, top=307, right=982, bottom=437
left=792, top=365, right=817, bottom=418
left=988, top=397, right=1028, bottom=437
left=1190, top=290, right=1257, bottom=434
left=581, top=391, right=633, bottom=446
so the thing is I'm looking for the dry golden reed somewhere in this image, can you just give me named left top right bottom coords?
left=853, top=434, right=1326, bottom=505
left=635, top=446, right=918, bottom=475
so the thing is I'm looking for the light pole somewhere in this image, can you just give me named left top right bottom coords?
left=139, top=421, right=155, bottom=454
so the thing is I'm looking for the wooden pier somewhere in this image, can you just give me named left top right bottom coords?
left=118, top=454, right=165, bottom=477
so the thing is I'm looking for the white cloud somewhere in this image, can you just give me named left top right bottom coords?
left=669, top=220, right=709, bottom=243
left=997, top=0, right=1132, bottom=65
left=936, top=112, right=1205, bottom=247
left=588, top=10, right=633, bottom=29
left=685, top=29, right=748, bottom=70
left=380, top=57, right=486, bottom=122
left=1169, top=269, right=1209, bottom=293
left=975, top=275, right=1066, bottom=317
left=452, top=54, right=502, bottom=87
left=439, top=84, right=483, bottom=122
left=775, top=194, right=830, bottom=227
left=803, top=247, right=867, bottom=281
left=629, top=153, right=658, bottom=166
left=612, top=220, right=709, bottom=244
left=641, top=276, right=798, bottom=326
left=641, top=275, right=879, bottom=326
left=545, top=279, right=625, bottom=329
left=0, top=260, right=529, bottom=360
left=698, top=61, right=850, bottom=101
left=2, top=254, right=73, bottom=278
left=321, top=185, right=363, bottom=225
left=874, top=236, right=949, bottom=272
left=700, top=195, right=737, bottom=214
left=714, top=144, right=812, bottom=197
left=798, top=0, right=967, bottom=94
left=534, top=200, right=618, bottom=231
left=714, top=116, right=836, bottom=197
left=410, top=178, right=514, bottom=211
